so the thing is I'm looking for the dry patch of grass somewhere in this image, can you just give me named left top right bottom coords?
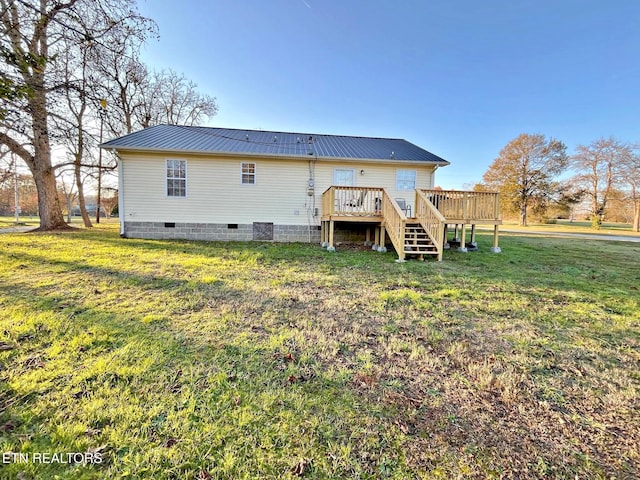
left=0, top=224, right=638, bottom=478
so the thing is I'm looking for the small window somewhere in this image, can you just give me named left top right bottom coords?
left=241, top=162, right=256, bottom=185
left=167, top=159, right=186, bottom=197
left=396, top=169, right=416, bottom=191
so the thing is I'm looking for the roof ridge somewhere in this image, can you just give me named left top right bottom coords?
left=171, top=124, right=407, bottom=142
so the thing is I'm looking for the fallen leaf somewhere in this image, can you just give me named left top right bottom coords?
left=290, top=458, right=311, bottom=477
left=162, top=438, right=178, bottom=448
left=0, top=421, right=16, bottom=432
left=0, top=343, right=14, bottom=351
left=86, top=444, right=109, bottom=455
left=288, top=375, right=297, bottom=384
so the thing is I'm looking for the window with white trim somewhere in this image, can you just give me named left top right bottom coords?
left=166, top=159, right=186, bottom=197
left=396, top=169, right=416, bottom=191
left=241, top=162, right=256, bottom=185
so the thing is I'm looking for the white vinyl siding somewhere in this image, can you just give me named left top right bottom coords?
left=241, top=162, right=256, bottom=185
left=120, top=153, right=437, bottom=224
left=166, top=159, right=187, bottom=197
left=396, top=169, right=416, bottom=191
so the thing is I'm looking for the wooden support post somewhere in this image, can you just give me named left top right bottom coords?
left=365, top=227, right=371, bottom=246
left=443, top=224, right=449, bottom=249
left=491, top=224, right=501, bottom=253
left=328, top=220, right=336, bottom=252
left=379, top=225, right=387, bottom=253
left=458, top=224, right=468, bottom=252
left=470, top=224, right=477, bottom=244
left=454, top=224, right=460, bottom=241
left=374, top=225, right=380, bottom=249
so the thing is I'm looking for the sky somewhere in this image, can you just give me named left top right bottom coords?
left=136, top=0, right=640, bottom=189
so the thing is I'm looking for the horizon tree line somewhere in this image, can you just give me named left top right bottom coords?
left=478, top=134, right=640, bottom=231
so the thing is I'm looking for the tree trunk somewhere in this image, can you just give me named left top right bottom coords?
left=634, top=200, right=640, bottom=233
left=520, top=202, right=528, bottom=226
left=74, top=158, right=93, bottom=228
left=25, top=42, right=68, bottom=230
left=29, top=118, right=68, bottom=230
left=32, top=162, right=68, bottom=230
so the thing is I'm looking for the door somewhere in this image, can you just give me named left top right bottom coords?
left=333, top=168, right=355, bottom=186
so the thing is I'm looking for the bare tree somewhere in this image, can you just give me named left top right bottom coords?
left=621, top=146, right=640, bottom=232
left=483, top=133, right=568, bottom=226
left=136, top=69, right=218, bottom=128
left=0, top=0, right=155, bottom=230
left=570, top=137, right=629, bottom=229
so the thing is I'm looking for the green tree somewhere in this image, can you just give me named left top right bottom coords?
left=482, top=133, right=568, bottom=226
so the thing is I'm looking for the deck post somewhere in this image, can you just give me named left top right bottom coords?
left=320, top=221, right=327, bottom=247
left=491, top=224, right=501, bottom=253
left=373, top=225, right=380, bottom=250
left=365, top=227, right=372, bottom=246
left=378, top=225, right=387, bottom=253
left=453, top=224, right=460, bottom=242
left=327, top=220, right=336, bottom=252
left=470, top=224, right=477, bottom=249
left=458, top=223, right=468, bottom=253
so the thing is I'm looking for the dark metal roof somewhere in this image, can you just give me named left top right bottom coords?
left=101, top=124, right=450, bottom=164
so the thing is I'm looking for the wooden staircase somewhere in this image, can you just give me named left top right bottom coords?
left=402, top=221, right=439, bottom=259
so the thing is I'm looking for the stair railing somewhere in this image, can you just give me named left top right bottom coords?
left=415, top=190, right=446, bottom=261
left=381, top=189, right=407, bottom=261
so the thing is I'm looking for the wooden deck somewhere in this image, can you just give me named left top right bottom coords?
left=321, top=187, right=502, bottom=261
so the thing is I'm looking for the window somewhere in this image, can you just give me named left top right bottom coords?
left=242, top=162, right=256, bottom=185
left=333, top=168, right=355, bottom=186
left=396, top=169, right=416, bottom=191
left=166, top=159, right=186, bottom=197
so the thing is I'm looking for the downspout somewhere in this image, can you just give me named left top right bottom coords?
left=115, top=150, right=125, bottom=237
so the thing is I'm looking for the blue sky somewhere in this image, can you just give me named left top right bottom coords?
left=137, top=0, right=640, bottom=189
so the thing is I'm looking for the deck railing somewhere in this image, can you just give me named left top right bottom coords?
left=415, top=190, right=446, bottom=261
left=322, top=186, right=384, bottom=217
left=420, top=190, right=501, bottom=223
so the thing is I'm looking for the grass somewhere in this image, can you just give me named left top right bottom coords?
left=0, top=216, right=40, bottom=228
left=500, top=219, right=640, bottom=236
left=0, top=223, right=639, bottom=479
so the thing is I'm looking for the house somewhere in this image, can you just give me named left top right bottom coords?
left=101, top=124, right=501, bottom=261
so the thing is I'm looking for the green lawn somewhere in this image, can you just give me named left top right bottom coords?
left=500, top=219, right=639, bottom=236
left=0, top=224, right=638, bottom=479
